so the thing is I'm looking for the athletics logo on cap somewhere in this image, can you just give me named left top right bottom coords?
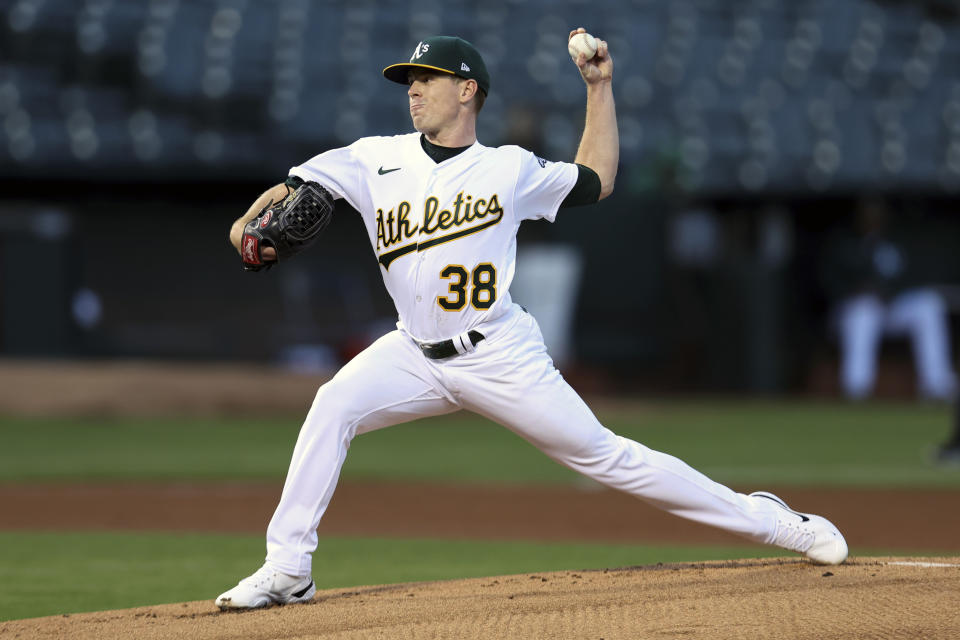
left=384, top=36, right=491, bottom=96
left=411, top=42, right=430, bottom=61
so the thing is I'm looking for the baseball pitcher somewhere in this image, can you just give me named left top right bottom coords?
left=216, top=30, right=847, bottom=610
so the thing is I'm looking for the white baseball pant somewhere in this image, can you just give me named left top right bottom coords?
left=265, top=305, right=779, bottom=576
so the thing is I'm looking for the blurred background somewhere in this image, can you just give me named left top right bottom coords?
left=1, top=0, right=959, bottom=399
left=3, top=1, right=960, bottom=623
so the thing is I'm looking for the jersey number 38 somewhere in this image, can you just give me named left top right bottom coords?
left=437, top=263, right=496, bottom=311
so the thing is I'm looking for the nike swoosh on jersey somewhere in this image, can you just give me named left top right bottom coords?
left=378, top=166, right=401, bottom=175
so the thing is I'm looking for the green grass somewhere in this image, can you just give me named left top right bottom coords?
left=0, top=400, right=956, bottom=488
left=0, top=530, right=787, bottom=622
left=1, top=402, right=957, bottom=623
left=601, top=400, right=960, bottom=488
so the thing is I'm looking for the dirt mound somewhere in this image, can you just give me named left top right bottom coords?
left=3, top=558, right=957, bottom=639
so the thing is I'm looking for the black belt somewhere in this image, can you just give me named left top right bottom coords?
left=418, top=330, right=485, bottom=359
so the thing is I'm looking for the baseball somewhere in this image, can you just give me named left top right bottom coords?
left=568, top=32, right=598, bottom=61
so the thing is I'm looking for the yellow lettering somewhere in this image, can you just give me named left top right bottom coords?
left=452, top=192, right=466, bottom=224
left=375, top=209, right=387, bottom=250
left=472, top=198, right=487, bottom=218
left=486, top=194, right=502, bottom=216
left=385, top=209, right=396, bottom=243
left=386, top=192, right=504, bottom=246
left=396, top=201, right=417, bottom=239
left=422, top=196, right=440, bottom=234
left=438, top=208, right=453, bottom=229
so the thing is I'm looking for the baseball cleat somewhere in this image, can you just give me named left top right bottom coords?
left=215, top=564, right=316, bottom=610
left=751, top=491, right=848, bottom=565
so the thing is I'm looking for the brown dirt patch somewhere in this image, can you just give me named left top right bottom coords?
left=0, top=359, right=328, bottom=417
left=2, top=482, right=958, bottom=551
left=3, top=558, right=958, bottom=639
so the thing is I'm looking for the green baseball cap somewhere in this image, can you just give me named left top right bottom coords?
left=383, top=36, right=490, bottom=95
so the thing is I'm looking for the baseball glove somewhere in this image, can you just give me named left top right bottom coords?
left=241, top=181, right=334, bottom=271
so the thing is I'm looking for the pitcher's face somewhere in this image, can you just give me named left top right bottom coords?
left=407, top=69, right=463, bottom=136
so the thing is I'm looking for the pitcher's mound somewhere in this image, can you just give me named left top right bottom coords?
left=5, top=557, right=959, bottom=639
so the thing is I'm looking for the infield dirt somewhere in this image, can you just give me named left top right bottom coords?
left=2, top=558, right=958, bottom=639
left=2, top=481, right=960, bottom=551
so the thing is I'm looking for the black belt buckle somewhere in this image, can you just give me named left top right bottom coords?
left=419, top=330, right=485, bottom=359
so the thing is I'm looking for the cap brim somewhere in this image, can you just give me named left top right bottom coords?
left=382, top=63, right=458, bottom=85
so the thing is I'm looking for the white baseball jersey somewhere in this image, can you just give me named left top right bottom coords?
left=261, top=134, right=794, bottom=579
left=289, top=132, right=578, bottom=342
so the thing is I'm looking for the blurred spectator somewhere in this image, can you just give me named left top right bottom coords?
left=820, top=198, right=957, bottom=400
